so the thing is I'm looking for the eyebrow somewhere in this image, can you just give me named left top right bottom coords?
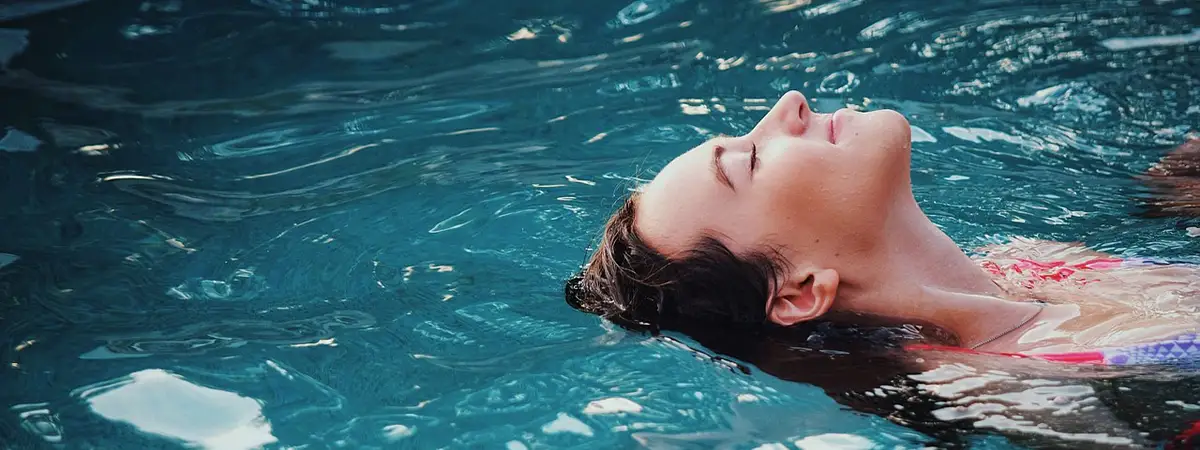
left=711, top=144, right=735, bottom=191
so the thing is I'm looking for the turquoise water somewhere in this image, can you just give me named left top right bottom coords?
left=1, top=0, right=1198, bottom=448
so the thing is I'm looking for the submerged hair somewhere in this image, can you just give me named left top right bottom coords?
left=562, top=193, right=968, bottom=441
left=564, top=194, right=788, bottom=334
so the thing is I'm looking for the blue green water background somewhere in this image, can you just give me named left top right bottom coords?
left=0, top=1, right=1198, bottom=448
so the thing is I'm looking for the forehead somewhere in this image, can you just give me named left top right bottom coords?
left=644, top=136, right=725, bottom=189
left=633, top=140, right=724, bottom=256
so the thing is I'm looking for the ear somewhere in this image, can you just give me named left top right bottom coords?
left=766, top=268, right=839, bottom=327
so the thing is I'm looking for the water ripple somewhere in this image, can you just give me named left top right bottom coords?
left=250, top=0, right=410, bottom=18
left=908, top=363, right=1148, bottom=447
left=80, top=310, right=375, bottom=359
left=0, top=0, right=91, bottom=22
left=73, top=369, right=278, bottom=449
left=0, top=28, right=28, bottom=68
left=0, top=40, right=708, bottom=118
left=612, top=0, right=686, bottom=27
left=2, top=1, right=1199, bottom=448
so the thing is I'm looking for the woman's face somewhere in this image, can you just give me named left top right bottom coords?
left=635, top=91, right=914, bottom=263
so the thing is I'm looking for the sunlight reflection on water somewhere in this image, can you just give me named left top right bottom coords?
left=0, top=0, right=1198, bottom=448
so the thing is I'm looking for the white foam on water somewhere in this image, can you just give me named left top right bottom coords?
left=82, top=369, right=276, bottom=450
left=1100, top=28, right=1200, bottom=51
left=910, top=125, right=937, bottom=143
left=541, top=413, right=594, bottom=437
left=794, top=433, right=876, bottom=450
left=583, top=397, right=642, bottom=415
left=943, top=126, right=1028, bottom=146
left=736, top=393, right=761, bottom=403
left=382, top=424, right=414, bottom=441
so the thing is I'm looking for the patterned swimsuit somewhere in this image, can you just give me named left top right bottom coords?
left=910, top=256, right=1199, bottom=367
left=908, top=333, right=1200, bottom=367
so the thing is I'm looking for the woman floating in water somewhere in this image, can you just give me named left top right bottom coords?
left=565, top=90, right=1199, bottom=369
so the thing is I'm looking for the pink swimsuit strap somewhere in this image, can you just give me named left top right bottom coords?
left=950, top=256, right=1117, bottom=364
left=904, top=344, right=1107, bottom=364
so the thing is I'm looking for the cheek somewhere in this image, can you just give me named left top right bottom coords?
left=757, top=143, right=839, bottom=200
left=830, top=111, right=912, bottom=191
left=860, top=110, right=912, bottom=166
left=750, top=149, right=840, bottom=226
left=753, top=142, right=892, bottom=227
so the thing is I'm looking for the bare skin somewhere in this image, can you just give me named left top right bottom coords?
left=1139, top=137, right=1200, bottom=218
left=975, top=238, right=1200, bottom=353
left=634, top=91, right=1197, bottom=355
left=632, top=93, right=1197, bottom=448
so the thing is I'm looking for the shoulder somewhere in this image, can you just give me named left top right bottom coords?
left=972, top=237, right=1128, bottom=293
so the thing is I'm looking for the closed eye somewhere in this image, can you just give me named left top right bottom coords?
left=711, top=144, right=735, bottom=191
left=749, top=142, right=758, bottom=173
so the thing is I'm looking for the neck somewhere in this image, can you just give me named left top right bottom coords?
left=833, top=198, right=1041, bottom=348
left=909, top=286, right=1043, bottom=348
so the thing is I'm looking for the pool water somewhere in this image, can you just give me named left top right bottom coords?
left=1, top=0, right=1198, bottom=448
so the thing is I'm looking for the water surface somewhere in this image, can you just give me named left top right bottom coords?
left=1, top=0, right=1198, bottom=448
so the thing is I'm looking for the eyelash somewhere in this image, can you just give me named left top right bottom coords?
left=749, top=143, right=758, bottom=173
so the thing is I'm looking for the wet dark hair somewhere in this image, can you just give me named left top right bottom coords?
left=562, top=193, right=976, bottom=446
left=564, top=193, right=789, bottom=335
left=563, top=177, right=1193, bottom=449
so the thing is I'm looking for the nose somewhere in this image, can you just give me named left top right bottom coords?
left=754, top=90, right=808, bottom=136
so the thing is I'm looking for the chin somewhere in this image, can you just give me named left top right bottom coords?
left=847, top=109, right=911, bottom=155
left=869, top=109, right=912, bottom=139
left=860, top=109, right=913, bottom=187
